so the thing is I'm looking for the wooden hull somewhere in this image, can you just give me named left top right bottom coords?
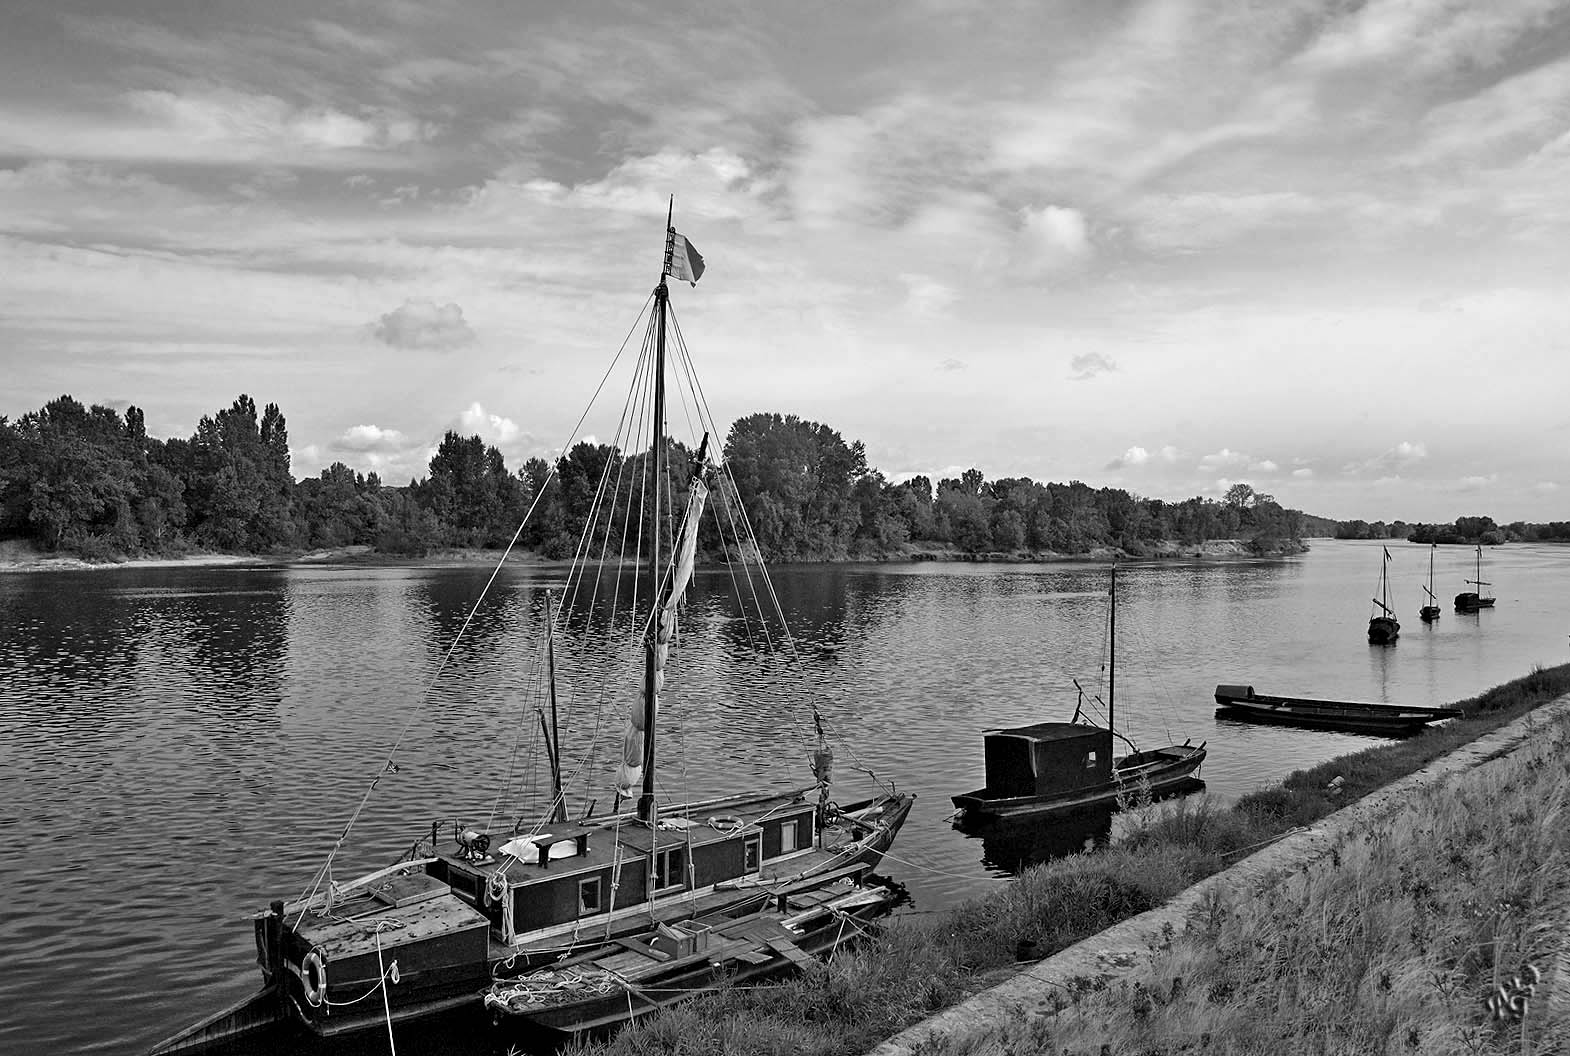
left=1367, top=615, right=1399, bottom=644
left=485, top=876, right=895, bottom=1034
left=262, top=789, right=914, bottom=1043
left=144, top=984, right=284, bottom=1056
left=1214, top=685, right=1462, bottom=736
left=1419, top=605, right=1441, bottom=622
left=951, top=744, right=1206, bottom=822
left=1454, top=592, right=1495, bottom=612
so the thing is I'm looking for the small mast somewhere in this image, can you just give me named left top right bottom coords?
left=1108, top=562, right=1116, bottom=735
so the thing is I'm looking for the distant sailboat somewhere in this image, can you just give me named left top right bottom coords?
left=1368, top=546, right=1400, bottom=645
left=1454, top=544, right=1496, bottom=612
left=1419, top=543, right=1441, bottom=623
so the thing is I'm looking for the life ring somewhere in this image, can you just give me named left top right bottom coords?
left=484, top=870, right=507, bottom=907
left=301, top=949, right=328, bottom=1008
left=708, top=814, right=745, bottom=834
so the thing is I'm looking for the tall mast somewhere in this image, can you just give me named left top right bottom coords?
left=1108, top=563, right=1116, bottom=735
left=638, top=199, right=673, bottom=825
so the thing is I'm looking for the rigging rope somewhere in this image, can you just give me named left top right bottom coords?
left=293, top=290, right=657, bottom=918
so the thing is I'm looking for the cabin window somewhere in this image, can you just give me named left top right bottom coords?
left=1085, top=751, right=1098, bottom=769
left=744, top=834, right=761, bottom=873
left=578, top=876, right=602, bottom=915
left=654, top=847, right=686, bottom=891
left=779, top=820, right=798, bottom=854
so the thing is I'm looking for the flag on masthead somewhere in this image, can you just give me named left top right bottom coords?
left=664, top=229, right=705, bottom=285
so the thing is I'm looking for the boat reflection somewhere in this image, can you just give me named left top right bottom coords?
left=955, top=779, right=1207, bottom=877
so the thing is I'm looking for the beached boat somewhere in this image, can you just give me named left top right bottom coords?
left=1368, top=546, right=1400, bottom=645
left=145, top=209, right=914, bottom=1054
left=1213, top=684, right=1462, bottom=736
left=1454, top=544, right=1496, bottom=612
left=1419, top=543, right=1441, bottom=623
left=951, top=564, right=1206, bottom=824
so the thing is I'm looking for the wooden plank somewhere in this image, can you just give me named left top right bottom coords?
left=765, top=935, right=815, bottom=969
left=614, top=936, right=672, bottom=962
left=777, top=863, right=869, bottom=895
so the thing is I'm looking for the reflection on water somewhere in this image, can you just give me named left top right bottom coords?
left=960, top=807, right=1116, bottom=874
left=2, top=540, right=1568, bottom=1053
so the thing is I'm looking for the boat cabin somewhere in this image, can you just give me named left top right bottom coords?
left=427, top=798, right=820, bottom=946
left=982, top=722, right=1112, bottom=798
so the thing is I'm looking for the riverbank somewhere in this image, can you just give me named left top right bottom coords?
left=0, top=536, right=1310, bottom=573
left=562, top=663, right=1570, bottom=1056
left=876, top=688, right=1570, bottom=1056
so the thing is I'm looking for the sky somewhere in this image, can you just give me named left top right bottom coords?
left=2, top=0, right=1568, bottom=523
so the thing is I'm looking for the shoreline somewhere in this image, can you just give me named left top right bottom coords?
left=0, top=538, right=1311, bottom=575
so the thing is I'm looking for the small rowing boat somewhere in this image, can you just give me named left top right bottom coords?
left=1214, top=684, right=1462, bottom=736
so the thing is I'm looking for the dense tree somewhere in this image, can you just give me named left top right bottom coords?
left=0, top=394, right=1358, bottom=564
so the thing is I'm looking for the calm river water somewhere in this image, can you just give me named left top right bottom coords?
left=3, top=539, right=1568, bottom=1054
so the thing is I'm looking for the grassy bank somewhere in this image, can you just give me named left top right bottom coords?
left=973, top=693, right=1570, bottom=1055
left=562, top=663, right=1570, bottom=1056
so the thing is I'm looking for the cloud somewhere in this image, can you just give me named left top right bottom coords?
left=939, top=357, right=967, bottom=371
left=1455, top=474, right=1496, bottom=491
left=372, top=299, right=476, bottom=350
left=1199, top=448, right=1249, bottom=470
left=1017, top=204, right=1091, bottom=271
left=1344, top=440, right=1428, bottom=476
left=459, top=402, right=522, bottom=445
left=1292, top=467, right=1314, bottom=479
left=1106, top=446, right=1148, bottom=470
left=1534, top=481, right=1560, bottom=493
left=0, top=88, right=431, bottom=167
left=1106, top=444, right=1177, bottom=471
left=1069, top=352, right=1116, bottom=380
left=337, top=424, right=407, bottom=452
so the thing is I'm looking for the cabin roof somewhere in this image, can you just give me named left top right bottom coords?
left=985, top=721, right=1106, bottom=744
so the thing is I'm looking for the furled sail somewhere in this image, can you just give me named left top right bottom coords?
left=614, top=466, right=711, bottom=798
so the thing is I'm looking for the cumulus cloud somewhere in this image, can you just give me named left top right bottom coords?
left=1018, top=204, right=1091, bottom=273
left=1069, top=352, right=1116, bottom=380
left=373, top=299, right=476, bottom=350
left=459, top=402, right=522, bottom=444
left=1456, top=474, right=1496, bottom=491
left=337, top=424, right=407, bottom=452
left=1199, top=448, right=1249, bottom=469
left=1107, top=446, right=1149, bottom=470
left=1292, top=467, right=1314, bottom=479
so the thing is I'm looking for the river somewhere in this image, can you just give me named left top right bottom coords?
left=2, top=539, right=1567, bottom=1054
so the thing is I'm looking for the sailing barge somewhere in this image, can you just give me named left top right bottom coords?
left=1214, top=684, right=1463, bottom=736
left=146, top=209, right=913, bottom=1053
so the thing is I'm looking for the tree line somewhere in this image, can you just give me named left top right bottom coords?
left=1335, top=515, right=1570, bottom=545
left=2, top=394, right=1319, bottom=562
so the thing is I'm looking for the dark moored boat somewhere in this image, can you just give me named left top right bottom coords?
left=1214, top=684, right=1462, bottom=736
left=1419, top=543, right=1441, bottom=623
left=951, top=721, right=1206, bottom=822
left=1368, top=546, right=1400, bottom=645
left=1454, top=544, right=1496, bottom=612
left=952, top=564, right=1205, bottom=824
